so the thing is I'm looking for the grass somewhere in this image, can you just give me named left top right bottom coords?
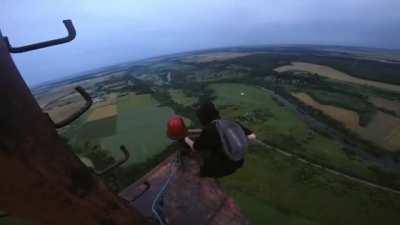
left=226, top=189, right=320, bottom=225
left=76, top=116, right=117, bottom=140
left=209, top=83, right=309, bottom=139
left=220, top=144, right=400, bottom=225
left=209, top=82, right=400, bottom=224
left=306, top=90, right=370, bottom=113
left=291, top=91, right=400, bottom=152
left=100, top=93, right=174, bottom=165
left=291, top=92, right=360, bottom=130
left=168, top=89, right=197, bottom=106
left=67, top=93, right=174, bottom=167
left=304, top=89, right=375, bottom=126
left=209, top=83, right=389, bottom=188
left=86, top=104, right=117, bottom=121
left=117, top=93, right=159, bottom=110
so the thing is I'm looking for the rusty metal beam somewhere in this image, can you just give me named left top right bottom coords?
left=0, top=26, right=148, bottom=225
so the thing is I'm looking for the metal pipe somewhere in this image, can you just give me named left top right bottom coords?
left=94, top=145, right=130, bottom=176
left=53, top=86, right=92, bottom=128
left=4, top=20, right=76, bottom=53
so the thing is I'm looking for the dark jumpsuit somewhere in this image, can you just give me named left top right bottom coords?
left=193, top=122, right=252, bottom=178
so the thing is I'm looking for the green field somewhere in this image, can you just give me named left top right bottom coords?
left=209, top=83, right=377, bottom=181
left=102, top=93, right=174, bottom=165
left=77, top=116, right=117, bottom=139
left=221, top=145, right=400, bottom=225
left=296, top=87, right=377, bottom=126
left=68, top=93, right=174, bottom=167
left=305, top=89, right=372, bottom=114
left=168, top=89, right=197, bottom=106
left=208, top=83, right=400, bottom=225
left=30, top=47, right=400, bottom=224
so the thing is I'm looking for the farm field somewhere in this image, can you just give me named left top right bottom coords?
left=168, top=89, right=197, bottom=106
left=102, top=93, right=174, bottom=165
left=76, top=116, right=117, bottom=140
left=292, top=92, right=400, bottom=151
left=181, top=52, right=254, bottom=63
left=298, top=89, right=374, bottom=119
left=357, top=112, right=400, bottom=151
left=67, top=93, right=174, bottom=167
left=209, top=83, right=383, bottom=185
left=208, top=83, right=400, bottom=225
left=29, top=46, right=400, bottom=225
left=35, top=86, right=76, bottom=108
left=220, top=144, right=400, bottom=225
left=292, top=92, right=360, bottom=129
left=275, top=62, right=400, bottom=93
left=317, top=46, right=400, bottom=62
left=45, top=101, right=86, bottom=123
left=35, top=70, right=126, bottom=106
left=370, top=96, right=400, bottom=115
left=87, top=104, right=117, bottom=121
left=93, top=93, right=118, bottom=108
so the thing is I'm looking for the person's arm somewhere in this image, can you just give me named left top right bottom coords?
left=184, top=136, right=195, bottom=150
left=185, top=125, right=215, bottom=152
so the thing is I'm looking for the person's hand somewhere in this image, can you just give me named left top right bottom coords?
left=184, top=136, right=195, bottom=151
left=247, top=133, right=257, bottom=140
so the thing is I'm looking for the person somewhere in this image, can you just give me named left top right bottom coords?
left=184, top=101, right=256, bottom=178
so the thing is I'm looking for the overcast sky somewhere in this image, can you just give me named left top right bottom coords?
left=2, top=0, right=400, bottom=86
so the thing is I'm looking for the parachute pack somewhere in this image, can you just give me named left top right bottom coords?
left=214, top=119, right=249, bottom=162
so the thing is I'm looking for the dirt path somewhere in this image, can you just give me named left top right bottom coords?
left=253, top=139, right=400, bottom=195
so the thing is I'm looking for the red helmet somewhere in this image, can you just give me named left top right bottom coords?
left=167, top=116, right=188, bottom=140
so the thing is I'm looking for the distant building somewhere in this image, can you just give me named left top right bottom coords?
left=93, top=97, right=105, bottom=103
left=167, top=72, right=172, bottom=84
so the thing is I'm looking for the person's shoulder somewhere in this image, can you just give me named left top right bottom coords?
left=204, top=121, right=218, bottom=130
left=201, top=122, right=219, bottom=135
left=233, top=120, right=244, bottom=126
left=234, top=120, right=252, bottom=134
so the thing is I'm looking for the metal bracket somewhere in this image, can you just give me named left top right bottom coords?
left=54, top=86, right=92, bottom=128
left=94, top=145, right=130, bottom=176
left=129, top=181, right=151, bottom=202
left=3, top=20, right=76, bottom=53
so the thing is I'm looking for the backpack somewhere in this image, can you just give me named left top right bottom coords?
left=214, top=119, right=248, bottom=162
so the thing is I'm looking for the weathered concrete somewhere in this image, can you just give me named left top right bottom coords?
left=120, top=149, right=249, bottom=225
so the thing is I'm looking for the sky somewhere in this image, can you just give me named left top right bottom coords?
left=1, top=0, right=400, bottom=86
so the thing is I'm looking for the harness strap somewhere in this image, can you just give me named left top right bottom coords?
left=151, top=151, right=181, bottom=225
